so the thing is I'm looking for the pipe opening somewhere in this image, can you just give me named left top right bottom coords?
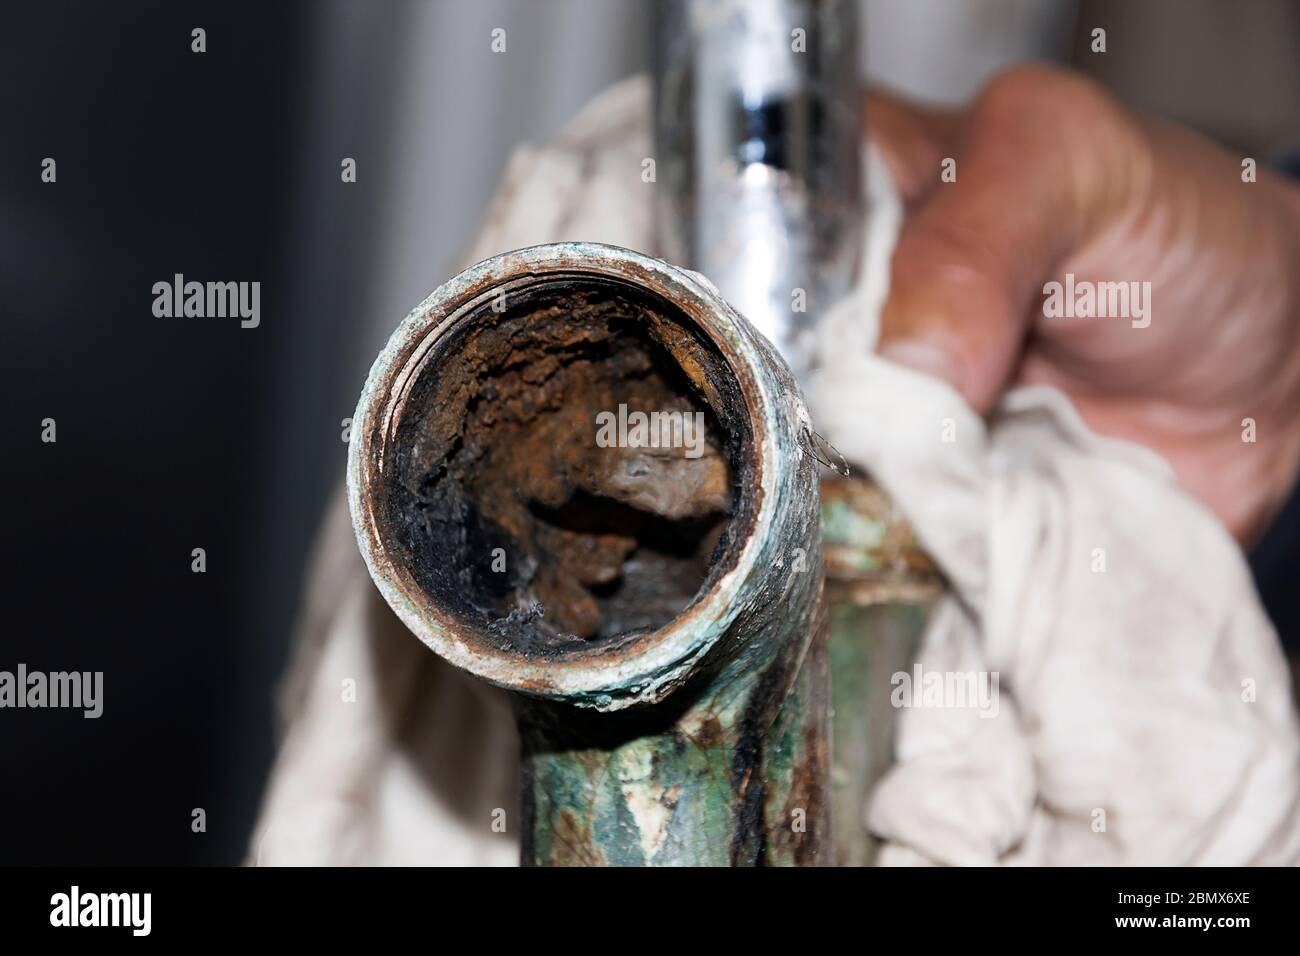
left=378, top=276, right=756, bottom=658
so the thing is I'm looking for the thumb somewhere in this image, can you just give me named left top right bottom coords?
left=877, top=67, right=1124, bottom=414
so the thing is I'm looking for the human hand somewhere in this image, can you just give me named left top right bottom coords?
left=868, top=65, right=1300, bottom=543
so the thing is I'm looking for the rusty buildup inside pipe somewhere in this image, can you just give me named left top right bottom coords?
left=383, top=276, right=753, bottom=656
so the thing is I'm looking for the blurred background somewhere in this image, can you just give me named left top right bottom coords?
left=3, top=0, right=1298, bottom=864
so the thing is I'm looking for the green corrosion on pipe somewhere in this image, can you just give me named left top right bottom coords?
left=820, top=477, right=940, bottom=865
left=349, top=242, right=830, bottom=866
left=517, top=620, right=829, bottom=865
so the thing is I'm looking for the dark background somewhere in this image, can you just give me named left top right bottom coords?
left=3, top=0, right=1298, bottom=865
left=1, top=0, right=382, bottom=864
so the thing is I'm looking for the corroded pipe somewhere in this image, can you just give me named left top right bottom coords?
left=348, top=243, right=829, bottom=865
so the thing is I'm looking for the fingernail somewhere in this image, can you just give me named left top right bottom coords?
left=877, top=339, right=966, bottom=393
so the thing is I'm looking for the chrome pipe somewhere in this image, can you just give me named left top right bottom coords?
left=653, top=0, right=863, bottom=382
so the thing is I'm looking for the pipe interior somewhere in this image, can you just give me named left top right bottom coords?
left=379, top=276, right=755, bottom=657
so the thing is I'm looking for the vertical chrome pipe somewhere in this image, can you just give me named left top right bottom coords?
left=653, top=0, right=863, bottom=383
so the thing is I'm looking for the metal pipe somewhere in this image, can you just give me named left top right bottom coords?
left=653, top=0, right=863, bottom=384
left=349, top=243, right=829, bottom=865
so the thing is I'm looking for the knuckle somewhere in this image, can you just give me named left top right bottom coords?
left=967, top=65, right=1147, bottom=213
left=975, top=64, right=1115, bottom=132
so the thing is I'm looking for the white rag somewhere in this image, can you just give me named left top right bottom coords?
left=250, top=75, right=1300, bottom=866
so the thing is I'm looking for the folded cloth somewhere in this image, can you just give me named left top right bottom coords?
left=251, top=74, right=1300, bottom=866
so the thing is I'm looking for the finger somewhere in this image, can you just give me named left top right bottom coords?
left=878, top=66, right=1141, bottom=414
